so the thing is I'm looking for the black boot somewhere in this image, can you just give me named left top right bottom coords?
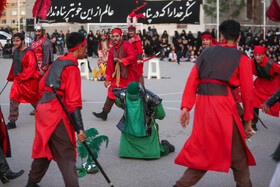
left=252, top=123, right=258, bottom=131
left=26, top=179, right=40, bottom=187
left=6, top=121, right=16, bottom=130
left=92, top=111, right=108, bottom=121
left=0, top=170, right=24, bottom=184
left=161, top=140, right=175, bottom=152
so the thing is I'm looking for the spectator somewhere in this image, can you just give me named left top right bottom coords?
left=144, top=40, right=153, bottom=57
left=3, top=40, right=12, bottom=58
left=56, top=31, right=65, bottom=55
left=169, top=49, right=177, bottom=62
left=51, top=36, right=57, bottom=55
left=78, top=26, right=87, bottom=37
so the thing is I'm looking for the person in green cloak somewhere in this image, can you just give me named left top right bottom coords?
left=114, top=81, right=174, bottom=159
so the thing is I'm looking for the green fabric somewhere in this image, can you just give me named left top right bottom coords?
left=123, top=94, right=146, bottom=137
left=127, top=82, right=139, bottom=95
left=119, top=102, right=168, bottom=159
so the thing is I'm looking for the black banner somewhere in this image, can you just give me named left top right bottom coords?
left=45, top=0, right=201, bottom=24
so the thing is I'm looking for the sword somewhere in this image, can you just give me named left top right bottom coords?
left=142, top=52, right=161, bottom=63
left=50, top=85, right=114, bottom=187
left=0, top=82, right=9, bottom=95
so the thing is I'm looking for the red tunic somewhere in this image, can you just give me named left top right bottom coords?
left=129, top=35, right=144, bottom=75
left=252, top=56, right=280, bottom=117
left=175, top=45, right=256, bottom=172
left=106, top=41, right=139, bottom=99
left=32, top=53, right=82, bottom=160
left=0, top=106, right=10, bottom=157
left=7, top=50, right=40, bottom=103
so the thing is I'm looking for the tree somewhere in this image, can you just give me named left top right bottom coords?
left=203, top=0, right=246, bottom=19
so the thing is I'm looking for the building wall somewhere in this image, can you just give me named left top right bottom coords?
left=0, top=0, right=27, bottom=31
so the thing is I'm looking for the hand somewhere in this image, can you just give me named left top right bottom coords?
left=260, top=102, right=270, bottom=113
left=113, top=58, right=121, bottom=63
left=244, top=120, right=255, bottom=139
left=104, top=80, right=110, bottom=88
left=77, top=130, right=87, bottom=142
left=137, top=60, right=143, bottom=64
left=39, top=69, right=45, bottom=77
left=179, top=108, right=190, bottom=129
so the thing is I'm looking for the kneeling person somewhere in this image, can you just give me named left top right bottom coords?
left=114, top=82, right=174, bottom=159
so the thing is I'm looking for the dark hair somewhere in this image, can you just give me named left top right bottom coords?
left=13, top=33, right=24, bottom=41
left=66, top=32, right=85, bottom=49
left=201, top=31, right=211, bottom=36
left=219, top=20, right=240, bottom=41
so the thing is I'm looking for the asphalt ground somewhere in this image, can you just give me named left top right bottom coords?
left=0, top=56, right=279, bottom=187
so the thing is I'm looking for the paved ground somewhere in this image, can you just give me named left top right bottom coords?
left=0, top=56, right=279, bottom=187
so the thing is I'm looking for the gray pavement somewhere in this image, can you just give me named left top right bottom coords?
left=0, top=57, right=279, bottom=187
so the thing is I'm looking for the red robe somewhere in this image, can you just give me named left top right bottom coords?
left=175, top=45, right=256, bottom=172
left=129, top=35, right=144, bottom=75
left=252, top=56, right=280, bottom=117
left=0, top=106, right=10, bottom=157
left=106, top=40, right=139, bottom=99
left=32, top=53, right=82, bottom=160
left=7, top=50, right=40, bottom=103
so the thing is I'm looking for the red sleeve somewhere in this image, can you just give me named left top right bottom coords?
left=269, top=62, right=280, bottom=76
left=105, top=48, right=114, bottom=81
left=181, top=64, right=200, bottom=111
left=239, top=55, right=254, bottom=121
left=121, top=42, right=137, bottom=66
left=62, top=66, right=82, bottom=114
left=7, top=64, right=14, bottom=81
left=134, top=41, right=143, bottom=54
left=17, top=50, right=38, bottom=81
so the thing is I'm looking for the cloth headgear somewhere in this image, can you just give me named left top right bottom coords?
left=128, top=25, right=136, bottom=31
left=111, top=28, right=122, bottom=35
left=68, top=39, right=87, bottom=52
left=254, top=46, right=267, bottom=55
left=201, top=34, right=212, bottom=40
left=34, top=23, right=43, bottom=30
left=127, top=82, right=139, bottom=95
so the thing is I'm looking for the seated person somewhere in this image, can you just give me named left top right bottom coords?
left=169, top=49, right=177, bottom=62
left=3, top=40, right=12, bottom=58
left=114, top=82, right=175, bottom=159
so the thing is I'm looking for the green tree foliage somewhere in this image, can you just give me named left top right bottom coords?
left=203, top=0, right=245, bottom=19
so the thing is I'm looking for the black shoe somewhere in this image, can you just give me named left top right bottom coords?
left=161, top=140, right=175, bottom=152
left=92, top=112, right=108, bottom=121
left=1, top=170, right=24, bottom=184
left=30, top=109, right=35, bottom=115
left=26, top=179, right=40, bottom=187
left=6, top=121, right=16, bottom=130
left=252, top=124, right=258, bottom=131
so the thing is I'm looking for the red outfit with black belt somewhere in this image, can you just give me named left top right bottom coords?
left=106, top=40, right=139, bottom=99
left=32, top=53, right=81, bottom=160
left=252, top=56, right=280, bottom=117
left=175, top=45, right=256, bottom=173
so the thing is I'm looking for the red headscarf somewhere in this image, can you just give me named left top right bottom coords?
left=254, top=46, right=267, bottom=55
left=111, top=28, right=122, bottom=35
left=201, top=34, right=221, bottom=46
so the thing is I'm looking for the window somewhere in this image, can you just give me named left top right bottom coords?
left=2, top=11, right=5, bottom=16
left=0, top=34, right=7, bottom=40
left=21, top=10, right=26, bottom=15
left=2, top=20, right=6, bottom=24
left=11, top=20, right=16, bottom=24
left=11, top=11, right=17, bottom=16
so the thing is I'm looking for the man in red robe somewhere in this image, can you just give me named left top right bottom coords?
left=251, top=46, right=280, bottom=131
left=174, top=20, right=256, bottom=187
left=6, top=33, right=40, bottom=130
left=128, top=25, right=144, bottom=86
left=201, top=31, right=220, bottom=48
left=92, top=28, right=139, bottom=121
left=29, top=23, right=53, bottom=115
left=26, top=32, right=87, bottom=187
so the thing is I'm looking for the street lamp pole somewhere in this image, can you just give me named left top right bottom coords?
left=217, top=0, right=219, bottom=42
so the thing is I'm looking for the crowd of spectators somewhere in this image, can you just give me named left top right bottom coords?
left=0, top=25, right=279, bottom=64
left=138, top=26, right=280, bottom=64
